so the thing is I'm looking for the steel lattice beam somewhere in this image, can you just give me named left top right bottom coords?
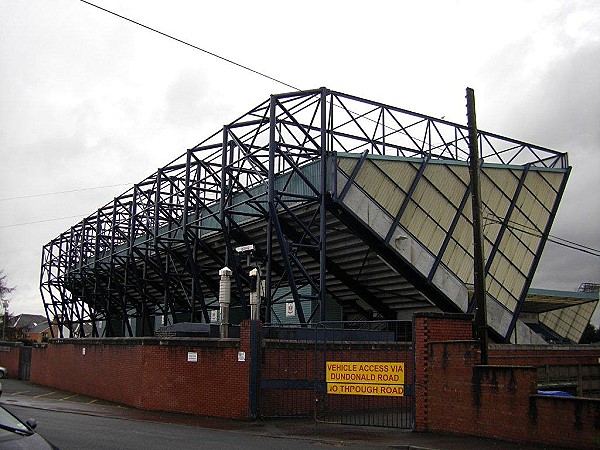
left=40, top=88, right=569, bottom=339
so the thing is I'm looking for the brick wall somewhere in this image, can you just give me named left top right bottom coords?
left=0, top=342, right=23, bottom=378
left=26, top=321, right=414, bottom=420
left=427, top=340, right=537, bottom=437
left=490, top=344, right=600, bottom=366
left=529, top=395, right=600, bottom=448
left=30, top=322, right=253, bottom=419
left=415, top=314, right=600, bottom=449
left=16, top=313, right=600, bottom=447
left=413, top=312, right=474, bottom=431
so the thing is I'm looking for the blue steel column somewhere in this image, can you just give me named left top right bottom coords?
left=183, top=149, right=195, bottom=322
left=64, top=226, right=77, bottom=338
left=264, top=101, right=275, bottom=323
left=77, top=219, right=87, bottom=337
left=129, top=187, right=139, bottom=337
left=319, top=88, right=328, bottom=322
left=268, top=95, right=306, bottom=324
left=220, top=128, right=248, bottom=317
left=40, top=243, right=57, bottom=338
left=90, top=209, right=103, bottom=337
left=267, top=96, right=276, bottom=322
left=106, top=198, right=118, bottom=336
left=220, top=127, right=230, bottom=267
left=265, top=217, right=272, bottom=323
left=183, top=149, right=210, bottom=323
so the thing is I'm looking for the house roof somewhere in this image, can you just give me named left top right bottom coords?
left=28, top=322, right=51, bottom=334
left=9, top=314, right=48, bottom=331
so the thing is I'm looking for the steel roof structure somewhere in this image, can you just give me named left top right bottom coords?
left=521, top=288, right=598, bottom=343
left=40, top=88, right=570, bottom=343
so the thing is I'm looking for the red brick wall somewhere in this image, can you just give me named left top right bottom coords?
left=425, top=340, right=600, bottom=448
left=0, top=343, right=23, bottom=378
left=22, top=312, right=600, bottom=447
left=490, top=344, right=600, bottom=366
left=30, top=322, right=253, bottom=419
left=413, top=312, right=474, bottom=431
left=28, top=321, right=414, bottom=420
left=32, top=339, right=146, bottom=409
left=529, top=395, right=600, bottom=448
left=427, top=340, right=537, bottom=437
left=415, top=315, right=600, bottom=449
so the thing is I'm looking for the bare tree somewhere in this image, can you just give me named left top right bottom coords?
left=0, top=269, right=14, bottom=341
left=0, top=269, right=15, bottom=302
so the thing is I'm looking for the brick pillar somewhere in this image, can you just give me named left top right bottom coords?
left=239, top=319, right=263, bottom=419
left=414, top=314, right=430, bottom=431
left=413, top=312, right=474, bottom=431
left=248, top=320, right=262, bottom=419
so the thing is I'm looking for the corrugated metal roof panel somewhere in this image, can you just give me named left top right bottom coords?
left=332, top=155, right=569, bottom=339
left=373, top=159, right=419, bottom=193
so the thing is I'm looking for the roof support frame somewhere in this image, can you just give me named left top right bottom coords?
left=39, top=88, right=570, bottom=340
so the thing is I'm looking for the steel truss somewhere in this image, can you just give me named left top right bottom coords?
left=40, top=88, right=568, bottom=338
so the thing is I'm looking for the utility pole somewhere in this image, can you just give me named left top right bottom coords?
left=1, top=300, right=9, bottom=342
left=466, top=87, right=489, bottom=365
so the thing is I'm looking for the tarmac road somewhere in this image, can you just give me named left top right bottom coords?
left=0, top=379, right=566, bottom=450
left=4, top=404, right=383, bottom=450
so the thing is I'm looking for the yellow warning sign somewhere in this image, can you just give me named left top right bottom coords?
left=327, top=383, right=405, bottom=396
left=326, top=362, right=404, bottom=384
left=326, top=361, right=405, bottom=397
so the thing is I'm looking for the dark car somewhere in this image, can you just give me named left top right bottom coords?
left=0, top=403, right=58, bottom=449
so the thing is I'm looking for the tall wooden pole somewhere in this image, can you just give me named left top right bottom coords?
left=466, top=87, right=489, bottom=365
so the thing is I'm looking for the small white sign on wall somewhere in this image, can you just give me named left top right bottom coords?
left=238, top=351, right=246, bottom=362
left=285, top=301, right=296, bottom=317
left=210, top=310, right=218, bottom=322
left=187, top=352, right=198, bottom=362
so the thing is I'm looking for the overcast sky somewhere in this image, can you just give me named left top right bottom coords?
left=1, top=0, right=598, bottom=323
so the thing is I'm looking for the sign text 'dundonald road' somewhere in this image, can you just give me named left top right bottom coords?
left=326, top=362, right=404, bottom=396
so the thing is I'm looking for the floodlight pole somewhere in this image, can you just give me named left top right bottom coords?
left=466, top=87, right=489, bottom=365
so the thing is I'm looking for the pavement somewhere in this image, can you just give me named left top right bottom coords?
left=0, top=379, right=565, bottom=450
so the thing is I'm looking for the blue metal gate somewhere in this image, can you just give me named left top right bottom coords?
left=314, top=321, right=414, bottom=428
left=258, top=320, right=414, bottom=429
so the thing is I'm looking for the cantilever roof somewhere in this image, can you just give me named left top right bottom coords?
left=39, top=88, right=572, bottom=343
left=523, top=288, right=599, bottom=314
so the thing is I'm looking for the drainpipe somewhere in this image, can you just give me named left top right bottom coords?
left=249, top=268, right=260, bottom=321
left=219, top=267, right=232, bottom=338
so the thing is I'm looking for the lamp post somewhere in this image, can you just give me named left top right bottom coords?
left=2, top=300, right=9, bottom=342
